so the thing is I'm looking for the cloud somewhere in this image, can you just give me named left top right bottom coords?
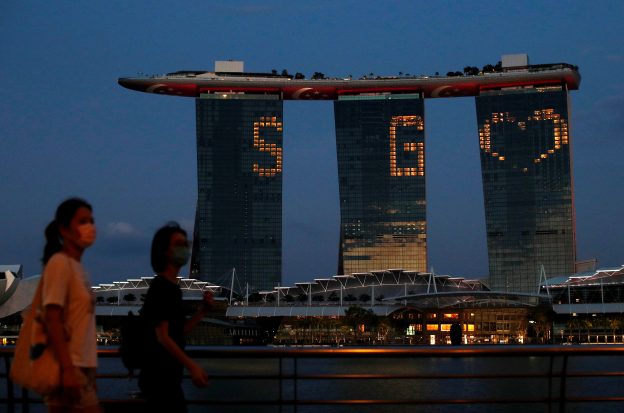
left=105, top=222, right=142, bottom=238
left=575, top=88, right=624, bottom=140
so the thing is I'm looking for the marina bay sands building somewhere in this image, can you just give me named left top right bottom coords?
left=334, top=95, right=427, bottom=274
left=194, top=94, right=283, bottom=291
left=477, top=87, right=575, bottom=292
left=118, top=55, right=581, bottom=293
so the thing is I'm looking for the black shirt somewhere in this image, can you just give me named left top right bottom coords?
left=140, top=274, right=186, bottom=383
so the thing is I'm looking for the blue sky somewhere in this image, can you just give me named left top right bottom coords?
left=1, top=1, right=623, bottom=287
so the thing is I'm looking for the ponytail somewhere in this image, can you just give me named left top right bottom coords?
left=42, top=220, right=62, bottom=265
left=41, top=197, right=92, bottom=265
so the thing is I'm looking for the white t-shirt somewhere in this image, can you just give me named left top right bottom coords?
left=42, top=252, right=97, bottom=368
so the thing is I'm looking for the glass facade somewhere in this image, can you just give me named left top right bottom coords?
left=192, top=94, right=283, bottom=291
left=334, top=94, right=427, bottom=274
left=476, top=87, right=576, bottom=293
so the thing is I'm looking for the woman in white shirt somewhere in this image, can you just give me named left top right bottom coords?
left=41, top=198, right=100, bottom=413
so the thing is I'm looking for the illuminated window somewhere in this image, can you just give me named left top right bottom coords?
left=389, top=115, right=424, bottom=177
left=426, top=324, right=439, bottom=331
left=253, top=116, right=283, bottom=177
left=478, top=109, right=568, bottom=164
left=407, top=324, right=422, bottom=336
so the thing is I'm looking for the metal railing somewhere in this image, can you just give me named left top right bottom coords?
left=2, top=345, right=624, bottom=412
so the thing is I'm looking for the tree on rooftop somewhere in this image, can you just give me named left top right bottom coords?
left=463, top=66, right=480, bottom=76
left=294, top=72, right=305, bottom=79
left=311, top=72, right=325, bottom=80
left=482, top=64, right=495, bottom=73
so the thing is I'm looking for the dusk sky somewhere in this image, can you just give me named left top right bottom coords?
left=1, top=1, right=623, bottom=289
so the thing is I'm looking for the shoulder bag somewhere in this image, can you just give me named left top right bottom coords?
left=9, top=274, right=62, bottom=395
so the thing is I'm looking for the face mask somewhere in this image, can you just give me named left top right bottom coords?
left=78, top=223, right=97, bottom=247
left=172, top=246, right=190, bottom=267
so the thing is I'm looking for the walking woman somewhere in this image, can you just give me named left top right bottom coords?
left=139, top=222, right=211, bottom=413
left=41, top=197, right=101, bottom=412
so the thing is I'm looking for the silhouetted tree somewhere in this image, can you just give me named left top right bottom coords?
left=294, top=72, right=305, bottom=79
left=123, top=293, right=136, bottom=303
left=463, top=66, right=480, bottom=76
left=482, top=64, right=495, bottom=73
left=311, top=72, right=325, bottom=80
left=344, top=294, right=357, bottom=302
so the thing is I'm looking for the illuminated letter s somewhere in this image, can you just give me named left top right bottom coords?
left=253, top=116, right=283, bottom=177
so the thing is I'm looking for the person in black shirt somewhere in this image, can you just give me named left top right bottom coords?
left=139, top=222, right=212, bottom=413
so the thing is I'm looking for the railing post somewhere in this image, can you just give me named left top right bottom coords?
left=279, top=356, right=283, bottom=413
left=547, top=354, right=554, bottom=413
left=22, top=387, right=29, bottom=413
left=294, top=356, right=298, bottom=413
left=4, top=355, right=15, bottom=413
left=559, top=354, right=568, bottom=413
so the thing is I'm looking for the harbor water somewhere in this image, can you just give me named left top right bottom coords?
left=4, top=346, right=624, bottom=413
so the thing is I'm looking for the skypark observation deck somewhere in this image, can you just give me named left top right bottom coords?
left=118, top=63, right=580, bottom=100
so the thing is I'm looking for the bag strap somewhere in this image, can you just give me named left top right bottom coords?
left=30, top=275, right=45, bottom=316
left=36, top=254, right=68, bottom=332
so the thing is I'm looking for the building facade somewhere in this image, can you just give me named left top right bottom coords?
left=334, top=95, right=427, bottom=274
left=476, top=86, right=576, bottom=293
left=193, top=94, right=283, bottom=291
left=119, top=58, right=581, bottom=295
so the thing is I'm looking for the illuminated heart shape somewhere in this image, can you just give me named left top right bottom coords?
left=478, top=109, right=568, bottom=169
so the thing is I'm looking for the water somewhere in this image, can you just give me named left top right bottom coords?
left=5, top=348, right=624, bottom=413
left=101, top=350, right=624, bottom=413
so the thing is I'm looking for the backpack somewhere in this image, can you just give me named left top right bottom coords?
left=119, top=311, right=149, bottom=376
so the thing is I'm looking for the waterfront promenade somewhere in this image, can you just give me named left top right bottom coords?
left=2, top=345, right=624, bottom=412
